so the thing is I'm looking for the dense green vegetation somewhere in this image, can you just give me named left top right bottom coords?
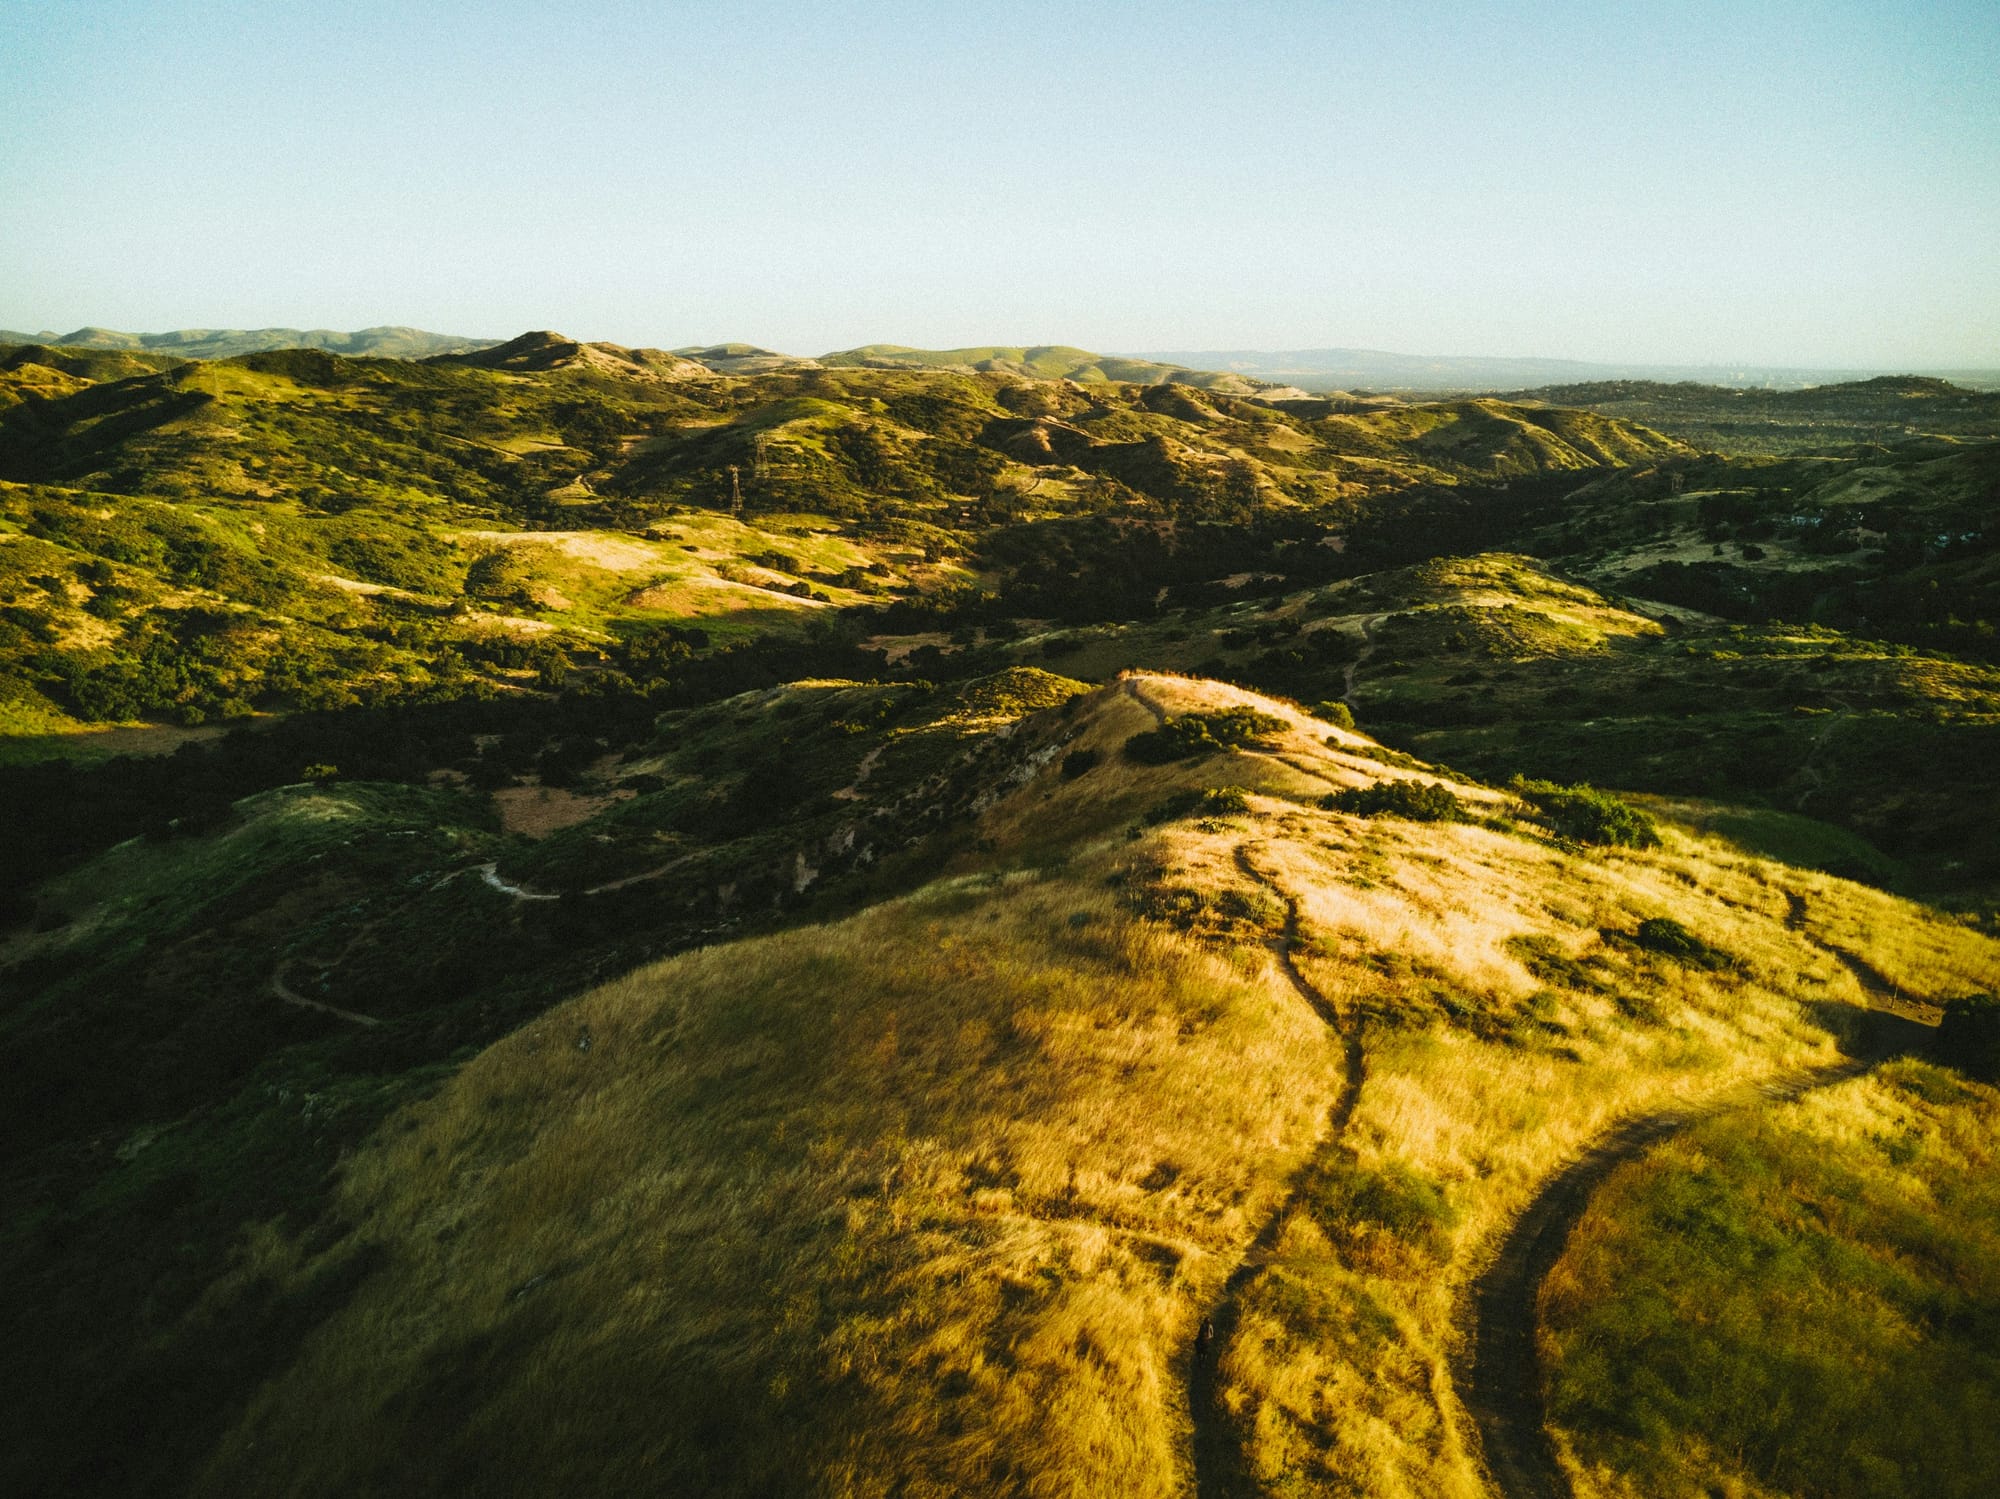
left=1512, top=777, right=1663, bottom=848
left=1125, top=706, right=1290, bottom=763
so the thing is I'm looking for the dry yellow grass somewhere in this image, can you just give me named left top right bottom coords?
left=203, top=867, right=1342, bottom=1497
left=193, top=674, right=2000, bottom=1497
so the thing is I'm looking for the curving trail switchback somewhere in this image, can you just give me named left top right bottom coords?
left=1456, top=897, right=1937, bottom=1499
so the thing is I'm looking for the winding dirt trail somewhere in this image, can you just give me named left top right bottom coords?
left=477, top=861, right=560, bottom=901
left=832, top=743, right=885, bottom=802
left=1791, top=694, right=1854, bottom=812
left=1341, top=614, right=1388, bottom=706
left=1186, top=844, right=1366, bottom=1499
left=1457, top=898, right=1937, bottom=1499
left=465, top=854, right=716, bottom=902
left=1122, top=673, right=1171, bottom=725
left=268, top=962, right=381, bottom=1028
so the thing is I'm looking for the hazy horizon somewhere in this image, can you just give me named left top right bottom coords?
left=4, top=1, right=1997, bottom=367
left=8, top=321, right=1999, bottom=384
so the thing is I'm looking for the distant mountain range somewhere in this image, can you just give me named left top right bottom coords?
left=1129, top=347, right=2000, bottom=394
left=5, top=325, right=1994, bottom=393
left=0, top=324, right=500, bottom=361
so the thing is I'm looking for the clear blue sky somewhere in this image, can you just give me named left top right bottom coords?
left=3, top=0, right=1996, bottom=365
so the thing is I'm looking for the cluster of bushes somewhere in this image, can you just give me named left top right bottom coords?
left=1505, top=933, right=1612, bottom=994
left=1142, top=786, right=1251, bottom=825
left=1125, top=707, right=1288, bottom=764
left=1323, top=779, right=1468, bottom=823
left=1511, top=776, right=1661, bottom=848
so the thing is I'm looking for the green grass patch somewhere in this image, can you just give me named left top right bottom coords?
left=1543, top=1064, right=2000, bottom=1499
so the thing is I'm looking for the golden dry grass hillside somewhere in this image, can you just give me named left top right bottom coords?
left=191, top=675, right=1999, bottom=1498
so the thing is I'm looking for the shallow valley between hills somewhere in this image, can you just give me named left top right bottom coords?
left=3, top=337, right=1997, bottom=1499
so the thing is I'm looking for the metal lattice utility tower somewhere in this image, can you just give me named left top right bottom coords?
left=728, top=464, right=743, bottom=520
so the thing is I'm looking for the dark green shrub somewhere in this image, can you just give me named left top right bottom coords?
left=1317, top=700, right=1357, bottom=730
left=1060, top=748, right=1100, bottom=780
left=1125, top=707, right=1288, bottom=764
left=1513, top=777, right=1661, bottom=848
left=1630, top=916, right=1740, bottom=972
left=1324, top=780, right=1468, bottom=823
left=1936, top=994, right=2000, bottom=1082
left=464, top=547, right=544, bottom=605
left=1143, top=786, right=1251, bottom=825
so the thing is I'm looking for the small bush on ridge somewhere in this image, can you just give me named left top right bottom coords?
left=1144, top=786, right=1251, bottom=825
left=1125, top=707, right=1289, bottom=764
left=1324, top=780, right=1468, bottom=823
left=1937, top=994, right=2000, bottom=1082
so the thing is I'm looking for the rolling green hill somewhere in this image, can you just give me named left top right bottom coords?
left=6, top=672, right=1993, bottom=1497
left=672, top=343, right=822, bottom=374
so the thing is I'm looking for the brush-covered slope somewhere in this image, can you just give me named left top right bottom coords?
left=820, top=343, right=1267, bottom=392
left=1545, top=439, right=2000, bottom=664
left=0, top=340, right=1691, bottom=740
left=0, top=341, right=189, bottom=399
left=1302, top=398, right=1691, bottom=477
left=150, top=674, right=1995, bottom=1499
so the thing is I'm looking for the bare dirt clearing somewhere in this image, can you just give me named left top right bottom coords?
left=491, top=783, right=634, bottom=838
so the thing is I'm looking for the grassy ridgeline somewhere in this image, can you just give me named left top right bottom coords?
left=1542, top=1062, right=2000, bottom=1499
left=203, top=872, right=1342, bottom=1497
left=161, top=677, right=2000, bottom=1497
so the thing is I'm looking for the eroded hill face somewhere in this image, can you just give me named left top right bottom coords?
left=158, top=676, right=1997, bottom=1497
